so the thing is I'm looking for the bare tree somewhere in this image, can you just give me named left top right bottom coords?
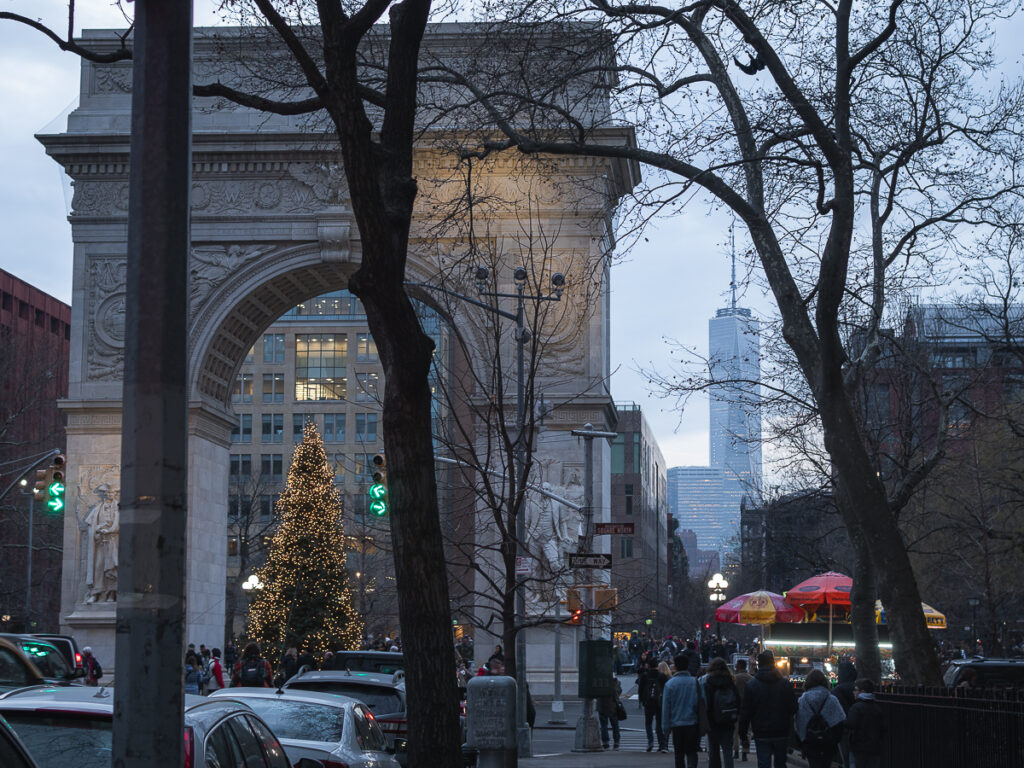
left=433, top=0, right=1024, bottom=683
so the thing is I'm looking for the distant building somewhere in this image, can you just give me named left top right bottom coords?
left=667, top=276, right=762, bottom=555
left=609, top=404, right=669, bottom=628
left=0, top=268, right=71, bottom=632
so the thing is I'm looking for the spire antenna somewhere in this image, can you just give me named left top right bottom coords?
left=730, top=222, right=737, bottom=310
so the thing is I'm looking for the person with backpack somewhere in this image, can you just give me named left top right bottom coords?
left=207, top=648, right=226, bottom=692
left=795, top=669, right=845, bottom=768
left=637, top=656, right=669, bottom=752
left=82, top=647, right=103, bottom=687
left=737, top=651, right=798, bottom=768
left=184, top=652, right=205, bottom=695
left=845, top=679, right=886, bottom=768
left=703, top=657, right=741, bottom=768
left=232, top=642, right=272, bottom=687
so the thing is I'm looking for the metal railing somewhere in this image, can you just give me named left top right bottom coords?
left=877, top=686, right=1024, bottom=768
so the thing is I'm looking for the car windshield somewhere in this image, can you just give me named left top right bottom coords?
left=286, top=682, right=402, bottom=713
left=2, top=712, right=111, bottom=768
left=235, top=699, right=345, bottom=742
left=17, top=642, right=71, bottom=679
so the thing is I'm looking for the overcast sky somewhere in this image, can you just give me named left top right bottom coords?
left=3, top=2, right=1018, bottom=471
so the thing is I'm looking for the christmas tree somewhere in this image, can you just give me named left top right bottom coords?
left=245, top=421, right=363, bottom=659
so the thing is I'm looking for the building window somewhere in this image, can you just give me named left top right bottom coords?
left=263, top=333, right=285, bottom=363
left=35, top=308, right=45, bottom=327
left=356, top=413, right=378, bottom=443
left=355, top=372, right=380, bottom=403
left=262, top=373, right=285, bottom=403
left=232, top=373, right=253, bottom=403
left=293, top=413, right=313, bottom=442
left=261, top=454, right=283, bottom=483
left=620, top=537, right=634, bottom=559
left=231, top=414, right=252, bottom=444
left=611, top=434, right=624, bottom=474
left=295, top=334, right=347, bottom=400
left=261, top=413, right=284, bottom=443
left=228, top=537, right=239, bottom=556
left=331, top=453, right=346, bottom=484
left=624, top=483, right=634, bottom=516
left=285, top=290, right=365, bottom=318
left=324, top=413, right=346, bottom=442
left=229, top=454, right=252, bottom=483
left=244, top=345, right=255, bottom=364
left=259, top=494, right=275, bottom=522
left=356, top=333, right=379, bottom=362
left=351, top=493, right=367, bottom=516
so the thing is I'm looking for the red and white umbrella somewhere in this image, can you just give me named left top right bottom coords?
left=715, top=590, right=805, bottom=625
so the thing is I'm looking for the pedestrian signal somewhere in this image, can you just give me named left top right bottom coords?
left=368, top=453, right=388, bottom=516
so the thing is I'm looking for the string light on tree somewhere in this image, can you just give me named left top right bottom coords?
left=245, top=421, right=363, bottom=659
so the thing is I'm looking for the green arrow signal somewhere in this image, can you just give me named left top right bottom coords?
left=368, top=483, right=387, bottom=500
left=46, top=497, right=65, bottom=513
left=368, top=500, right=388, bottom=516
left=48, top=481, right=65, bottom=496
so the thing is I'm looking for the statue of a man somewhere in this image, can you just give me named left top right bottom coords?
left=84, top=484, right=119, bottom=603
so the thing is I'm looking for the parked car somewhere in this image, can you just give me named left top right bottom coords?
left=327, top=650, right=404, bottom=675
left=0, top=638, right=46, bottom=696
left=210, top=687, right=400, bottom=767
left=283, top=670, right=409, bottom=758
left=942, top=657, right=1024, bottom=690
left=0, top=685, right=293, bottom=768
left=0, top=714, right=38, bottom=768
left=0, top=635, right=78, bottom=685
left=32, top=635, right=84, bottom=678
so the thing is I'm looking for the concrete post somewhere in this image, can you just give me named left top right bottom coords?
left=112, top=2, right=193, bottom=766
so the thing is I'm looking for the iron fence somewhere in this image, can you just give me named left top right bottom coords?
left=877, top=686, right=1024, bottom=768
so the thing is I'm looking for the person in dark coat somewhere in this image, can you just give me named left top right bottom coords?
left=846, top=679, right=885, bottom=768
left=832, top=661, right=858, bottom=768
left=703, top=657, right=741, bottom=768
left=282, top=647, right=299, bottom=682
left=682, top=641, right=702, bottom=677
left=595, top=675, right=623, bottom=749
left=737, top=651, right=798, bottom=768
left=732, top=658, right=753, bottom=761
left=637, top=656, right=669, bottom=752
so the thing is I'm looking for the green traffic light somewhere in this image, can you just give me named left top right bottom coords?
left=368, top=483, right=386, bottom=500
left=46, top=497, right=65, bottom=513
left=368, top=500, right=388, bottom=516
left=48, top=481, right=65, bottom=496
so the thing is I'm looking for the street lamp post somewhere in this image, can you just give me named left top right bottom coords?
left=967, top=596, right=980, bottom=654
left=409, top=266, right=565, bottom=758
left=19, top=478, right=34, bottom=633
left=708, top=573, right=728, bottom=638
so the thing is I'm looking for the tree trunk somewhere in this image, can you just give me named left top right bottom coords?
left=843, top=513, right=881, bottom=683
left=819, top=393, right=942, bottom=684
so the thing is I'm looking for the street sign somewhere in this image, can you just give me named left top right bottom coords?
left=568, top=552, right=612, bottom=569
left=515, top=556, right=533, bottom=575
left=594, top=522, right=634, bottom=535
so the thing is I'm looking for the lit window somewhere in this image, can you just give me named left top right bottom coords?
left=331, top=453, right=346, bottom=484
left=232, top=373, right=253, bottom=403
left=357, top=333, right=379, bottom=362
left=228, top=537, right=239, bottom=557
left=262, top=373, right=285, bottom=403
left=295, top=334, right=348, bottom=401
left=355, top=372, right=380, bottom=403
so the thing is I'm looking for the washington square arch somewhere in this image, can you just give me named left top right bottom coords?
left=43, top=26, right=638, bottom=686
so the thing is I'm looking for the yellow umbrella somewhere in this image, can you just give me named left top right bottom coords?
left=874, top=600, right=946, bottom=629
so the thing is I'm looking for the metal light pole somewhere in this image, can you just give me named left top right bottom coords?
left=571, top=423, right=617, bottom=753
left=410, top=266, right=564, bottom=758
left=19, top=479, right=34, bottom=633
left=708, top=572, right=728, bottom=638
left=967, top=596, right=980, bottom=654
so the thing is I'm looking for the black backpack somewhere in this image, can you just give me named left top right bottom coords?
left=239, top=657, right=266, bottom=687
left=803, top=697, right=832, bottom=748
left=711, top=683, right=739, bottom=725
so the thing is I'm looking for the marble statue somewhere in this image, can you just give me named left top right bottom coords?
left=84, top=484, right=119, bottom=603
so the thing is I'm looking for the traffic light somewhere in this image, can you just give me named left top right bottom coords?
left=33, top=468, right=50, bottom=503
left=46, top=455, right=66, bottom=514
left=368, top=453, right=388, bottom=516
left=567, top=607, right=583, bottom=625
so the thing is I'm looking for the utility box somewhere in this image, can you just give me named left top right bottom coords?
left=577, top=639, right=615, bottom=698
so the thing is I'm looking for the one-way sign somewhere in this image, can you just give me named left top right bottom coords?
left=568, top=553, right=613, bottom=569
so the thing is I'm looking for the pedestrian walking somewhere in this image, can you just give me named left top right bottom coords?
left=795, top=670, right=845, bottom=768
left=281, top=647, right=299, bottom=682
left=223, top=640, right=238, bottom=674
left=682, top=640, right=702, bottom=677
left=737, top=651, right=798, bottom=768
left=629, top=630, right=645, bottom=671
left=663, top=653, right=704, bottom=768
left=637, top=656, right=669, bottom=752
left=732, top=658, right=752, bottom=762
left=704, top=657, right=741, bottom=768
left=207, top=648, right=226, bottom=693
left=846, top=679, right=885, bottom=768
left=832, top=661, right=857, bottom=767
left=232, top=642, right=273, bottom=687
left=81, top=647, right=103, bottom=687
left=184, top=653, right=205, bottom=695
left=596, top=675, right=623, bottom=749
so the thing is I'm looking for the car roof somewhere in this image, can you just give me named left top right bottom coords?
left=210, top=688, right=359, bottom=710
left=286, top=670, right=404, bottom=689
left=0, top=685, right=116, bottom=713
left=333, top=651, right=402, bottom=659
